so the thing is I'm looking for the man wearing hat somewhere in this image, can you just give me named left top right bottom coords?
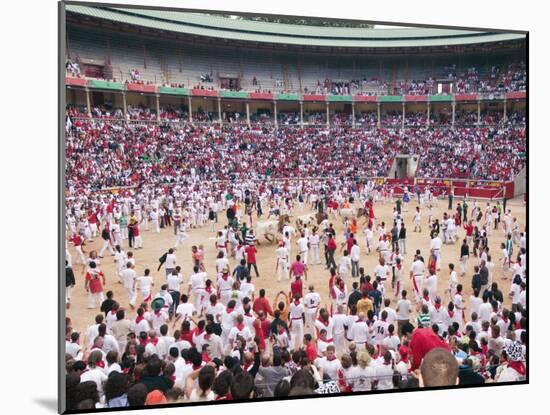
left=217, top=267, right=234, bottom=306
left=496, top=341, right=526, bottom=382
left=150, top=297, right=168, bottom=335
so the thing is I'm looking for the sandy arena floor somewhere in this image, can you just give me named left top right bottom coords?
left=65, top=196, right=526, bottom=347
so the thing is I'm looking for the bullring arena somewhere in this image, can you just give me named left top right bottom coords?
left=62, top=4, right=527, bottom=410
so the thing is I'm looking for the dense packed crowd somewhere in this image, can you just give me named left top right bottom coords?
left=64, top=179, right=527, bottom=409
left=64, top=117, right=526, bottom=196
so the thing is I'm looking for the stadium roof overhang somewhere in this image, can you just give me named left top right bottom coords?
left=65, top=4, right=526, bottom=51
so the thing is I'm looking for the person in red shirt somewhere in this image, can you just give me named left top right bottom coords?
left=252, top=313, right=266, bottom=351
left=463, top=220, right=474, bottom=246
left=245, top=244, right=259, bottom=278
left=290, top=275, right=304, bottom=299
left=70, top=233, right=86, bottom=266
left=402, top=324, right=450, bottom=370
left=258, top=311, right=271, bottom=343
left=304, top=333, right=317, bottom=363
left=326, top=234, right=337, bottom=270
left=252, top=289, right=273, bottom=317
left=179, top=320, right=195, bottom=346
left=84, top=261, right=106, bottom=308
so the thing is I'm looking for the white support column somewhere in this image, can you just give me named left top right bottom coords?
left=452, top=101, right=456, bottom=128
left=352, top=101, right=355, bottom=128
left=85, top=88, right=91, bottom=117
left=402, top=102, right=405, bottom=129
left=122, top=92, right=127, bottom=118
left=477, top=100, right=481, bottom=126
left=188, top=95, right=192, bottom=122
left=326, top=101, right=330, bottom=128
left=274, top=100, right=278, bottom=128
left=426, top=102, right=430, bottom=127
left=156, top=94, right=160, bottom=121
left=246, top=102, right=250, bottom=127
left=377, top=102, right=381, bottom=128
left=300, top=101, right=304, bottom=127
left=503, top=98, right=507, bottom=122
left=217, top=97, right=222, bottom=124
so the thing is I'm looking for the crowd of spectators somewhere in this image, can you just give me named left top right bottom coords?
left=66, top=60, right=82, bottom=77
left=65, top=114, right=526, bottom=196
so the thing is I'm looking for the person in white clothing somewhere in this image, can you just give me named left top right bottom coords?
left=371, top=311, right=390, bottom=346
left=348, top=350, right=376, bottom=391
left=350, top=312, right=369, bottom=350
left=289, top=294, right=305, bottom=351
left=309, top=230, right=321, bottom=264
left=317, top=345, right=342, bottom=380
left=136, top=269, right=154, bottom=302
left=350, top=239, right=361, bottom=278
left=332, top=305, right=348, bottom=354
left=424, top=268, right=438, bottom=300
left=430, top=234, right=443, bottom=271
left=296, top=233, right=309, bottom=265
left=375, top=351, right=395, bottom=390
left=303, top=285, right=321, bottom=336
left=174, top=223, right=188, bottom=249
left=410, top=254, right=425, bottom=301
left=338, top=250, right=352, bottom=279
left=187, top=266, right=207, bottom=311
left=275, top=242, right=290, bottom=281
left=150, top=208, right=160, bottom=233
left=120, top=262, right=137, bottom=309
left=413, top=206, right=422, bottom=232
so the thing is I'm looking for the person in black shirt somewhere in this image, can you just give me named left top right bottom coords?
left=486, top=283, right=504, bottom=304
left=460, top=239, right=470, bottom=276
left=399, top=223, right=407, bottom=255
left=391, top=222, right=399, bottom=252
left=471, top=266, right=482, bottom=292
left=226, top=206, right=236, bottom=225
left=347, top=282, right=362, bottom=309
left=66, top=261, right=75, bottom=309
left=100, top=291, right=116, bottom=316
left=456, top=203, right=463, bottom=226
left=479, top=260, right=489, bottom=292
left=138, top=357, right=174, bottom=393
left=205, top=314, right=222, bottom=336
left=458, top=358, right=485, bottom=385
left=270, top=309, right=290, bottom=336
left=431, top=219, right=440, bottom=239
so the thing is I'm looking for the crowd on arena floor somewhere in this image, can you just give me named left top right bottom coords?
left=64, top=180, right=527, bottom=409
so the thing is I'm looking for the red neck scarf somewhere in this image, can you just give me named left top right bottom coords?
left=448, top=310, right=455, bottom=318
left=294, top=300, right=300, bottom=306
left=434, top=303, right=442, bottom=310
left=236, top=323, right=245, bottom=331
left=508, top=361, right=526, bottom=376
left=136, top=315, right=144, bottom=324
left=326, top=355, right=336, bottom=362
left=226, top=307, right=234, bottom=314
left=423, top=295, right=430, bottom=302
left=148, top=337, right=159, bottom=346
left=318, top=318, right=330, bottom=327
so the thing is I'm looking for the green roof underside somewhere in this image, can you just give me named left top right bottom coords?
left=66, top=5, right=526, bottom=48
